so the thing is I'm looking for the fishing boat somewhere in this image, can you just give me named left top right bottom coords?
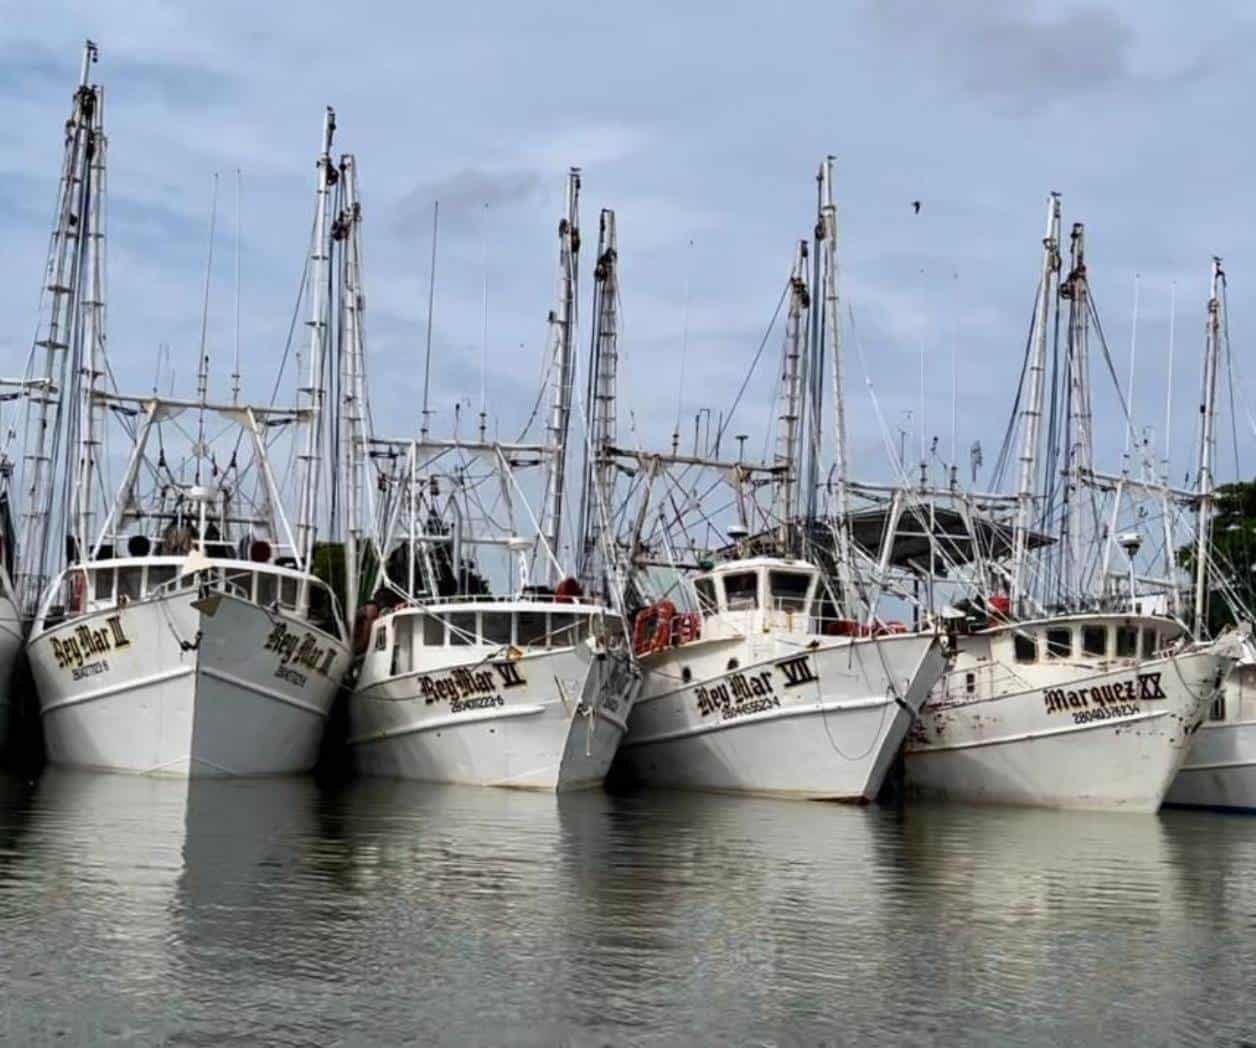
left=1166, top=640, right=1256, bottom=811
left=0, top=491, right=22, bottom=758
left=908, top=611, right=1232, bottom=811
left=21, top=61, right=351, bottom=775
left=901, top=201, right=1235, bottom=811
left=617, top=555, right=945, bottom=799
left=610, top=160, right=947, bottom=800
left=345, top=171, right=639, bottom=790
left=1161, top=261, right=1256, bottom=812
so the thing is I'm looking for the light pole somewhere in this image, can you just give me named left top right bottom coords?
left=1118, top=530, right=1142, bottom=613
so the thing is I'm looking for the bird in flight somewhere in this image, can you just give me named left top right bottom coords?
left=912, top=201, right=921, bottom=214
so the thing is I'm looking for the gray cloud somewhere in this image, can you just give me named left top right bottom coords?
left=0, top=39, right=235, bottom=106
left=395, top=168, right=546, bottom=238
left=1, top=0, right=1254, bottom=499
left=863, top=1, right=1142, bottom=113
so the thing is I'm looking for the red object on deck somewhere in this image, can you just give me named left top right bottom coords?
left=824, top=618, right=861, bottom=637
left=633, top=601, right=676, bottom=656
left=554, top=576, right=584, bottom=603
left=988, top=595, right=1011, bottom=617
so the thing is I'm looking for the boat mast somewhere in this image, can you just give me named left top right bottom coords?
left=74, top=67, right=107, bottom=564
left=818, top=156, right=856, bottom=612
left=294, top=106, right=336, bottom=573
left=538, top=168, right=581, bottom=583
left=19, top=40, right=101, bottom=611
left=577, top=208, right=619, bottom=596
left=1010, top=193, right=1062, bottom=614
left=803, top=165, right=825, bottom=526
left=1060, top=221, right=1093, bottom=605
left=774, top=241, right=810, bottom=551
left=337, top=153, right=368, bottom=625
left=1193, top=257, right=1223, bottom=639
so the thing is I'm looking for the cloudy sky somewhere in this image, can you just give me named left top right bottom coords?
left=1, top=0, right=1252, bottom=500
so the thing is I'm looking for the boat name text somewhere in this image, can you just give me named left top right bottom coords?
left=1043, top=672, right=1166, bottom=714
left=419, top=662, right=526, bottom=708
left=51, top=615, right=131, bottom=672
left=697, top=669, right=780, bottom=720
left=263, top=623, right=338, bottom=678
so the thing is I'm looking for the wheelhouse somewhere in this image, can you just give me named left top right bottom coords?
left=997, top=614, right=1188, bottom=666
left=374, top=600, right=619, bottom=678
left=691, top=558, right=821, bottom=631
left=34, top=557, right=345, bottom=639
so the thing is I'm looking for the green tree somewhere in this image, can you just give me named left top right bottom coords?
left=1178, top=480, right=1256, bottom=635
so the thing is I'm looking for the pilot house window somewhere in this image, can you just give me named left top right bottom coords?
left=693, top=578, right=717, bottom=614
left=147, top=565, right=177, bottom=593
left=1013, top=632, right=1037, bottom=663
left=94, top=568, right=115, bottom=601
left=422, top=614, right=445, bottom=647
left=550, top=613, right=576, bottom=646
left=1082, top=625, right=1107, bottom=657
left=723, top=572, right=759, bottom=610
left=769, top=572, right=811, bottom=612
left=118, top=566, right=143, bottom=602
left=1116, top=627, right=1138, bottom=658
left=1045, top=628, right=1072, bottom=659
left=517, top=612, right=549, bottom=648
left=448, top=613, right=476, bottom=646
left=481, top=612, right=513, bottom=647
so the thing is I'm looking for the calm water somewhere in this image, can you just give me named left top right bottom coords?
left=0, top=770, right=1254, bottom=1046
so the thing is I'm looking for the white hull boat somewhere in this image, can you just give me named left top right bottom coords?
left=616, top=557, right=948, bottom=801
left=30, top=558, right=351, bottom=777
left=1165, top=653, right=1256, bottom=812
left=0, top=589, right=23, bottom=756
left=906, top=614, right=1235, bottom=812
left=349, top=600, right=639, bottom=791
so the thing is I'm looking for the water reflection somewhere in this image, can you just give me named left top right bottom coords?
left=0, top=771, right=1254, bottom=1044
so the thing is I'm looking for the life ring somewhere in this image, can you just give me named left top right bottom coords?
left=632, top=600, right=676, bottom=656
left=673, top=611, right=701, bottom=645
left=68, top=570, right=87, bottom=615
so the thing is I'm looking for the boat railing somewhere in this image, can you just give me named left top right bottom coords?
left=36, top=558, right=346, bottom=641
left=393, top=591, right=604, bottom=610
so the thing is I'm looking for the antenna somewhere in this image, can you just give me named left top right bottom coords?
left=951, top=272, right=959, bottom=472
left=232, top=168, right=242, bottom=403
left=194, top=172, right=220, bottom=484
left=673, top=238, right=694, bottom=453
left=1163, top=281, right=1176, bottom=482
left=1122, top=274, right=1141, bottom=467
left=420, top=200, right=438, bottom=440
left=479, top=200, right=488, bottom=442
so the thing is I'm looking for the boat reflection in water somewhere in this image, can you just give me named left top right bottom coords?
left=3, top=770, right=323, bottom=1044
left=1, top=772, right=1254, bottom=1044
